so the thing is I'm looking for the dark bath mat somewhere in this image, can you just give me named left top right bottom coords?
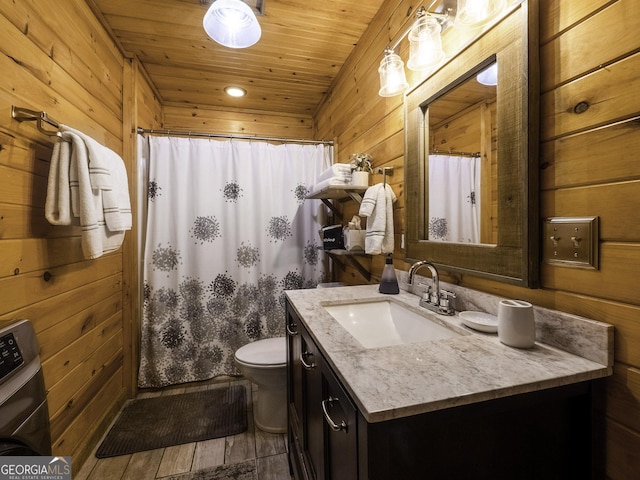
left=95, top=385, right=247, bottom=458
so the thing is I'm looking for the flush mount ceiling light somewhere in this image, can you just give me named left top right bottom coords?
left=476, top=62, right=498, bottom=85
left=203, top=0, right=262, bottom=49
left=225, top=86, right=247, bottom=97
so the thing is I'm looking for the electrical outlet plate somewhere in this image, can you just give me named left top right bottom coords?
left=543, top=217, right=599, bottom=269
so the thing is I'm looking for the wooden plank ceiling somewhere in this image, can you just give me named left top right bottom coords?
left=91, top=0, right=387, bottom=116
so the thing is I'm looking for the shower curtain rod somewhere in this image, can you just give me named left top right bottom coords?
left=136, top=127, right=333, bottom=145
left=430, top=149, right=481, bottom=158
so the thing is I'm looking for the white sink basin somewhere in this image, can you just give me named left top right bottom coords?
left=323, top=300, right=461, bottom=349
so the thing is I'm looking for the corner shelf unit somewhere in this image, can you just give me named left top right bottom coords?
left=307, top=185, right=371, bottom=281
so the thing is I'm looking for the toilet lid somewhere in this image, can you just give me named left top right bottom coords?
left=235, top=337, right=286, bottom=366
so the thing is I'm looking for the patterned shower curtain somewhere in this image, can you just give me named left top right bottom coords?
left=428, top=154, right=481, bottom=243
left=138, top=136, right=330, bottom=388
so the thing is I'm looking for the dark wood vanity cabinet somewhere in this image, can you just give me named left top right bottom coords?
left=286, top=300, right=600, bottom=480
left=286, top=301, right=357, bottom=480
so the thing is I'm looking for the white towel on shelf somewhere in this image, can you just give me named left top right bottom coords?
left=316, top=163, right=352, bottom=184
left=45, top=140, right=74, bottom=225
left=359, top=183, right=396, bottom=255
left=312, top=176, right=352, bottom=192
left=60, top=125, right=132, bottom=232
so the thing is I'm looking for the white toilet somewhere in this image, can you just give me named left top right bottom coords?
left=234, top=337, right=287, bottom=433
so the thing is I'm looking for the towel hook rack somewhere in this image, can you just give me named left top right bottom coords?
left=374, top=166, right=394, bottom=186
left=11, top=106, right=61, bottom=136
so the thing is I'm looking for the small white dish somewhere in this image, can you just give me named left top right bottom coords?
left=459, top=311, right=498, bottom=333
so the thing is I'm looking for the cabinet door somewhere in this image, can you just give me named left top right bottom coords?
left=322, top=361, right=358, bottom=480
left=286, top=305, right=303, bottom=439
left=287, top=303, right=313, bottom=480
left=301, top=324, right=325, bottom=480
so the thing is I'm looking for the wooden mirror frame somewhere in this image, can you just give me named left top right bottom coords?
left=404, top=0, right=539, bottom=287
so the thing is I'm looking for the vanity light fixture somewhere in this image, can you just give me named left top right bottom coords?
left=203, top=0, right=262, bottom=49
left=456, top=0, right=507, bottom=28
left=378, top=0, right=507, bottom=97
left=378, top=49, right=410, bottom=97
left=406, top=13, right=446, bottom=72
left=225, top=86, right=247, bottom=97
left=378, top=4, right=452, bottom=97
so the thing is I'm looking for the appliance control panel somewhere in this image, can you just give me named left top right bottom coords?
left=0, top=332, right=24, bottom=381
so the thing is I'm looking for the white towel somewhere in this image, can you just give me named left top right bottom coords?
left=312, top=176, right=352, bottom=192
left=359, top=183, right=396, bottom=255
left=316, top=163, right=352, bottom=184
left=45, top=128, right=129, bottom=259
left=45, top=140, right=74, bottom=225
left=64, top=131, right=125, bottom=259
left=60, top=125, right=132, bottom=231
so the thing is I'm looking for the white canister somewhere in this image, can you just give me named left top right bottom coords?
left=351, top=171, right=370, bottom=187
left=497, top=299, right=536, bottom=348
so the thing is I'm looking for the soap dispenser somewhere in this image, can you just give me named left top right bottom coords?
left=379, top=254, right=399, bottom=294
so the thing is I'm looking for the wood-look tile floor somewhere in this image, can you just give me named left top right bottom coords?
left=75, top=377, right=292, bottom=480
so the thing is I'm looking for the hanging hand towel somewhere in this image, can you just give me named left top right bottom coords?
left=64, top=131, right=125, bottom=259
left=60, top=125, right=132, bottom=232
left=359, top=183, right=396, bottom=255
left=45, top=140, right=74, bottom=226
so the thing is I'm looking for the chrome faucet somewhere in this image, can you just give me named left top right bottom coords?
left=407, top=260, right=456, bottom=316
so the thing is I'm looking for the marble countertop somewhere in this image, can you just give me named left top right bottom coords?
left=285, top=284, right=613, bottom=423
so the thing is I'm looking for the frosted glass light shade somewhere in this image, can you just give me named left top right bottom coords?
left=378, top=51, right=409, bottom=97
left=407, top=15, right=445, bottom=72
left=456, top=0, right=507, bottom=28
left=203, top=0, right=261, bottom=49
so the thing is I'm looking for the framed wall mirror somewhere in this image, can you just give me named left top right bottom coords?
left=405, top=0, right=539, bottom=287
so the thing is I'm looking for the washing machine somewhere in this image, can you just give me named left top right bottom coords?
left=0, top=319, right=52, bottom=456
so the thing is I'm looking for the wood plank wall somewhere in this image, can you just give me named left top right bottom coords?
left=0, top=2, right=316, bottom=472
left=162, top=103, right=315, bottom=140
left=0, top=1, right=158, bottom=471
left=315, top=0, right=640, bottom=477
left=2, top=0, right=638, bottom=477
left=0, top=0, right=123, bottom=465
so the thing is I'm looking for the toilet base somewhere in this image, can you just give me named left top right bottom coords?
left=254, top=386, right=286, bottom=434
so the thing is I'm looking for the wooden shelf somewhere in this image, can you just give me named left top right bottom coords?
left=307, top=184, right=366, bottom=200
left=324, top=249, right=370, bottom=281
left=307, top=185, right=366, bottom=218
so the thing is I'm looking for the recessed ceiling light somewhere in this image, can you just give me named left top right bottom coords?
left=225, top=86, right=247, bottom=97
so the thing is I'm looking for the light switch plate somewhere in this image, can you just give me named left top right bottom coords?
left=543, top=217, right=599, bottom=269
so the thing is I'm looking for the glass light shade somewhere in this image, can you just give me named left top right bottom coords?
left=378, top=51, right=409, bottom=97
left=476, top=62, right=498, bottom=85
left=456, top=0, right=507, bottom=28
left=407, top=16, right=446, bottom=72
left=203, top=0, right=261, bottom=49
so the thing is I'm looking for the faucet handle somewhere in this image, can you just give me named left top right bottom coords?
left=440, top=289, right=456, bottom=299
left=418, top=284, right=438, bottom=305
left=439, top=290, right=456, bottom=315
